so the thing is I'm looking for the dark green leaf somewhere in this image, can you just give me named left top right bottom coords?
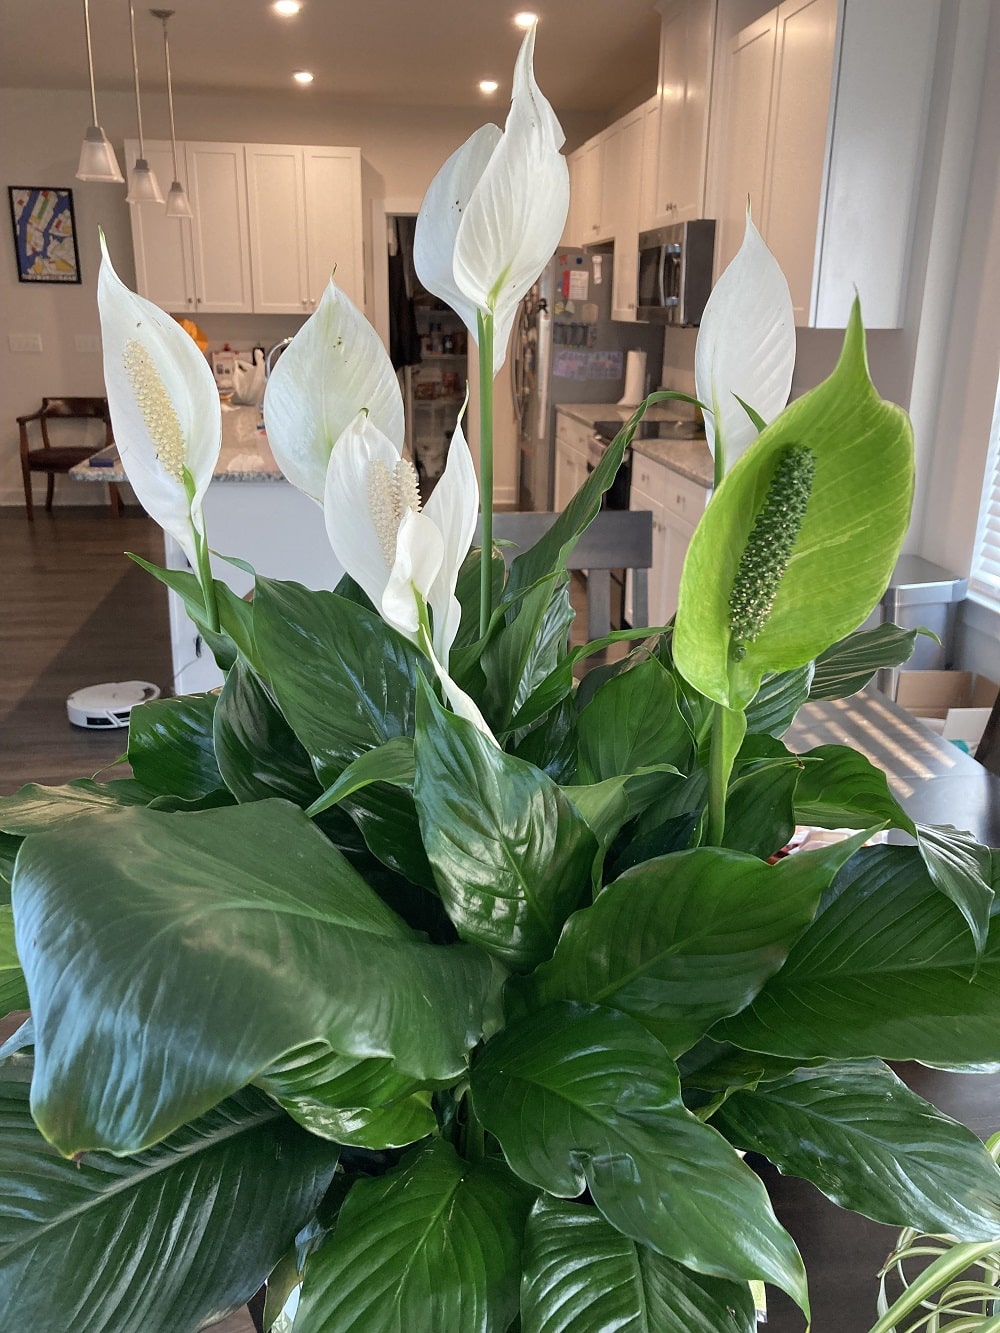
left=562, top=769, right=682, bottom=864
left=413, top=683, right=597, bottom=970
left=306, top=738, right=415, bottom=817
left=521, top=1195, right=756, bottom=1333
left=576, top=656, right=694, bottom=783
left=471, top=1002, right=808, bottom=1314
left=296, top=1140, right=532, bottom=1333
left=514, top=573, right=575, bottom=713
left=128, top=551, right=257, bottom=673
left=721, top=845, right=1000, bottom=1066
left=0, top=1066, right=335, bottom=1333
left=126, top=692, right=225, bottom=801
left=722, top=752, right=801, bottom=859
left=809, top=623, right=931, bottom=700
left=524, top=838, right=863, bottom=1055
left=256, top=1044, right=435, bottom=1149
left=0, top=907, right=27, bottom=1018
left=512, top=696, right=578, bottom=784
left=794, top=745, right=994, bottom=951
left=608, top=811, right=701, bottom=878
left=744, top=664, right=814, bottom=736
left=452, top=545, right=507, bottom=654
left=480, top=574, right=568, bottom=731
left=0, top=778, right=152, bottom=835
left=214, top=659, right=324, bottom=806
left=714, top=1059, right=1000, bottom=1237
left=14, top=800, right=502, bottom=1154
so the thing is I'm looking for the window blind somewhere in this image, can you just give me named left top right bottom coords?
left=970, top=372, right=1000, bottom=606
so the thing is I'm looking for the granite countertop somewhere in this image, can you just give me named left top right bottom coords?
left=71, top=404, right=286, bottom=485
left=554, top=401, right=714, bottom=489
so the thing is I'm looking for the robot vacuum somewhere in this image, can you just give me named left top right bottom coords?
left=66, top=681, right=161, bottom=730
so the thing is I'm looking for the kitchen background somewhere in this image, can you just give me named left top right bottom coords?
left=1, top=0, right=998, bottom=680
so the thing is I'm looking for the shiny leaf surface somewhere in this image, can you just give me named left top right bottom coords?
left=127, top=691, right=224, bottom=800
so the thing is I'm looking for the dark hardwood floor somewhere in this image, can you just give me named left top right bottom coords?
left=0, top=506, right=173, bottom=793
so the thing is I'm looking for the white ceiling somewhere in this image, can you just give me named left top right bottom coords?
left=0, top=1, right=662, bottom=113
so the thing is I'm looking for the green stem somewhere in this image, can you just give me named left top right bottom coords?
left=707, top=701, right=727, bottom=846
left=477, top=308, right=495, bottom=638
left=462, top=1095, right=486, bottom=1163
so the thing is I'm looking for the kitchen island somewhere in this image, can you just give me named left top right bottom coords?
left=72, top=404, right=343, bottom=694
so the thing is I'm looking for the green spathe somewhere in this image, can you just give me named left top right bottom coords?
left=673, top=302, right=914, bottom=709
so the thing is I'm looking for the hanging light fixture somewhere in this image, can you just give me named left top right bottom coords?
left=124, top=0, right=164, bottom=203
left=76, top=0, right=125, bottom=182
left=151, top=8, right=192, bottom=217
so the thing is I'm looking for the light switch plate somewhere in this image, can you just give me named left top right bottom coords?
left=8, top=333, right=43, bottom=353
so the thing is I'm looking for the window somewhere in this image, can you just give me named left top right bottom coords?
left=970, top=369, right=1000, bottom=608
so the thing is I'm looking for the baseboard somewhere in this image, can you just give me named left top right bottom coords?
left=494, top=484, right=517, bottom=508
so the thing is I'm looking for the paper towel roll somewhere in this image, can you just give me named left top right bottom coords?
left=618, top=349, right=647, bottom=407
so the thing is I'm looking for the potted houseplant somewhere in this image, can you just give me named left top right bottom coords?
left=1, top=25, right=998, bottom=1333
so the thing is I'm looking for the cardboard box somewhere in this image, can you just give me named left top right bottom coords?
left=895, top=670, right=998, bottom=754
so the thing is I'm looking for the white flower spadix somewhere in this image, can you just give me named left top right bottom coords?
left=323, top=412, right=494, bottom=740
left=97, top=237, right=221, bottom=569
left=263, top=277, right=405, bottom=503
left=414, top=23, right=569, bottom=376
left=695, top=210, right=795, bottom=473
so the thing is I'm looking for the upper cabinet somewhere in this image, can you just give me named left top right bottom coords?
left=127, top=139, right=367, bottom=318
left=563, top=135, right=608, bottom=247
left=707, top=0, right=940, bottom=327
left=646, top=0, right=717, bottom=228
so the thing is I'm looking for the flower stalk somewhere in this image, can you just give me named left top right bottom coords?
left=477, top=309, right=495, bottom=635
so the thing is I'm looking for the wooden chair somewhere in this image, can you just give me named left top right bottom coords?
left=17, top=396, right=122, bottom=520
left=483, top=509, right=653, bottom=640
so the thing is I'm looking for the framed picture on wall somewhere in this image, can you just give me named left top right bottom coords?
left=8, top=186, right=82, bottom=284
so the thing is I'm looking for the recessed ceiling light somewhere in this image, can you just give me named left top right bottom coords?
left=273, top=1, right=301, bottom=14
left=513, top=12, right=538, bottom=28
left=293, top=70, right=314, bottom=84
left=479, top=79, right=499, bottom=94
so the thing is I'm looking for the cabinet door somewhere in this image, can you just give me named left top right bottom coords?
left=125, top=140, right=195, bottom=312
left=185, top=142, right=254, bottom=314
left=762, top=0, right=839, bottom=322
left=662, top=511, right=696, bottom=622
left=638, top=97, right=661, bottom=232
left=650, top=1, right=715, bottom=228
left=611, top=108, right=646, bottom=321
left=715, top=10, right=777, bottom=276
left=245, top=144, right=308, bottom=315
left=303, top=147, right=364, bottom=309
left=576, top=138, right=604, bottom=244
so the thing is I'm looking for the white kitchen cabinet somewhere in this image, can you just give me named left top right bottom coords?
left=610, top=106, right=647, bottom=321
left=564, top=135, right=606, bottom=248
left=629, top=453, right=710, bottom=625
left=647, top=0, right=716, bottom=228
left=245, top=144, right=364, bottom=314
left=125, top=142, right=196, bottom=313
left=554, top=412, right=592, bottom=511
left=185, top=142, right=254, bottom=314
left=708, top=0, right=939, bottom=327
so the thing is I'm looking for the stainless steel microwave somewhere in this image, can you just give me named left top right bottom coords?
left=637, top=220, right=716, bottom=325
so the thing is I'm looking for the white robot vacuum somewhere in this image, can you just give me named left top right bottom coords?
left=66, top=681, right=161, bottom=730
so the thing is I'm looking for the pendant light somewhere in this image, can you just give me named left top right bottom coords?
left=76, top=0, right=125, bottom=182
left=152, top=8, right=192, bottom=217
left=124, top=0, right=164, bottom=203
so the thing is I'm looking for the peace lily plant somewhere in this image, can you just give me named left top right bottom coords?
left=1, top=24, right=999, bottom=1333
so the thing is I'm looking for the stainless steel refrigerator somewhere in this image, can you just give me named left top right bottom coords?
left=512, top=247, right=664, bottom=510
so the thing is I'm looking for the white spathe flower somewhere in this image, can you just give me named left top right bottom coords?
left=695, top=210, right=795, bottom=471
left=97, top=237, right=221, bottom=567
left=414, top=23, right=569, bottom=376
left=323, top=411, right=493, bottom=739
left=263, top=277, right=404, bottom=503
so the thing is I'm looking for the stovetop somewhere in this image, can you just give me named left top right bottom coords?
left=592, top=418, right=706, bottom=445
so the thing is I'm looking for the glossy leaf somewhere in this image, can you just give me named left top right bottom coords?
left=471, top=1002, right=808, bottom=1314
left=413, top=683, right=596, bottom=969
left=714, top=1058, right=1000, bottom=1238
left=213, top=658, right=325, bottom=806
left=0, top=778, right=152, bottom=835
left=127, top=691, right=224, bottom=800
left=256, top=1044, right=434, bottom=1149
left=674, top=305, right=914, bottom=710
left=14, top=800, right=501, bottom=1154
left=0, top=908, right=27, bottom=1017
left=809, top=622, right=929, bottom=700
left=794, top=744, right=994, bottom=951
left=524, top=838, right=864, bottom=1055
left=722, top=749, right=801, bottom=859
left=743, top=664, right=813, bottom=737
left=128, top=551, right=257, bottom=673
left=721, top=845, right=1000, bottom=1066
left=576, top=656, right=694, bottom=783
left=306, top=738, right=415, bottom=817
left=296, top=1140, right=533, bottom=1333
left=521, top=1195, right=756, bottom=1333
left=0, top=1063, right=335, bottom=1332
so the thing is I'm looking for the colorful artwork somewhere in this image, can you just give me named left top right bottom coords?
left=8, top=186, right=81, bottom=284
